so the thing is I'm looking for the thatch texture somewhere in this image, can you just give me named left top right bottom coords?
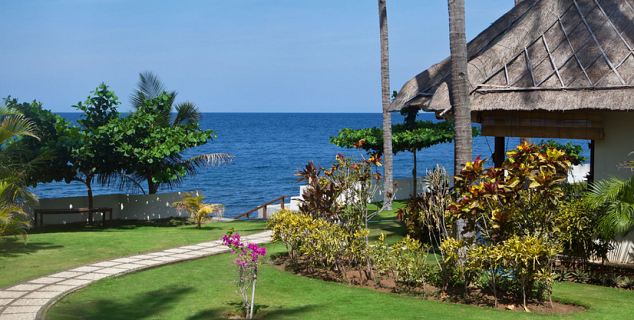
left=390, top=0, right=634, bottom=114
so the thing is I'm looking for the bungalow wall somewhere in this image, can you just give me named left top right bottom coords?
left=595, top=111, right=634, bottom=181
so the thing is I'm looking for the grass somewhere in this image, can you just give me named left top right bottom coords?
left=46, top=239, right=634, bottom=320
left=0, top=218, right=267, bottom=288
left=368, top=200, right=405, bottom=221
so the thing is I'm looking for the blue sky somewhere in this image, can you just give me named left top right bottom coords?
left=1, top=1, right=514, bottom=113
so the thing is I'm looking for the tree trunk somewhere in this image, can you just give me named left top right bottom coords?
left=379, top=0, right=393, bottom=210
left=85, top=175, right=94, bottom=224
left=148, top=177, right=158, bottom=194
left=412, top=149, right=417, bottom=196
left=448, top=0, right=473, bottom=176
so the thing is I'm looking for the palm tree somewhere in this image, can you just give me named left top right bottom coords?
left=379, top=0, right=394, bottom=209
left=0, top=102, right=38, bottom=241
left=172, top=192, right=225, bottom=228
left=130, top=71, right=233, bottom=194
left=585, top=158, right=634, bottom=237
left=447, top=0, right=473, bottom=176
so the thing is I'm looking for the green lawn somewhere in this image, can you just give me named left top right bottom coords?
left=46, top=240, right=634, bottom=320
left=368, top=200, right=405, bottom=221
left=0, top=219, right=267, bottom=288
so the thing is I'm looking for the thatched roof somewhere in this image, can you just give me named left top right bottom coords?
left=390, top=0, right=634, bottom=115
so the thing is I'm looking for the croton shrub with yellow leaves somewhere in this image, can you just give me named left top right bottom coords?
left=267, top=209, right=370, bottom=282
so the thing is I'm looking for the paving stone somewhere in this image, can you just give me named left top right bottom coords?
left=179, top=245, right=206, bottom=250
left=39, top=285, right=77, bottom=292
left=178, top=252, right=207, bottom=258
left=91, top=261, right=121, bottom=267
left=180, top=251, right=209, bottom=257
left=56, top=279, right=93, bottom=286
left=75, top=273, right=111, bottom=281
left=8, top=299, right=49, bottom=306
left=151, top=256, right=180, bottom=262
left=6, top=284, right=44, bottom=292
left=162, top=248, right=191, bottom=253
left=110, top=258, right=140, bottom=263
left=194, top=242, right=221, bottom=248
left=69, top=266, right=102, bottom=272
left=22, top=292, right=60, bottom=299
left=93, top=268, right=126, bottom=275
left=27, top=277, right=63, bottom=285
left=200, top=248, right=226, bottom=254
left=3, top=306, right=41, bottom=313
left=0, top=299, right=13, bottom=306
left=131, top=260, right=164, bottom=266
left=0, top=292, right=25, bottom=299
left=169, top=253, right=197, bottom=260
left=146, top=252, right=172, bottom=257
left=49, top=271, right=85, bottom=278
left=128, top=254, right=154, bottom=259
left=111, top=263, right=145, bottom=271
left=0, top=313, right=38, bottom=320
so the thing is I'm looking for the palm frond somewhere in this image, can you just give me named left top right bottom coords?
left=0, top=205, right=30, bottom=243
left=0, top=175, right=38, bottom=208
left=130, top=71, right=177, bottom=109
left=586, top=176, right=634, bottom=237
left=183, top=153, right=234, bottom=174
left=199, top=203, right=225, bottom=219
left=0, top=113, right=38, bottom=146
left=96, top=171, right=147, bottom=195
left=173, top=102, right=201, bottom=127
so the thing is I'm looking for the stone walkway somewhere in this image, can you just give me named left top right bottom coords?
left=0, top=230, right=273, bottom=320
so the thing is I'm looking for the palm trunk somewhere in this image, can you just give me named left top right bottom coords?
left=412, top=149, right=417, bottom=196
left=379, top=0, right=393, bottom=210
left=448, top=0, right=473, bottom=176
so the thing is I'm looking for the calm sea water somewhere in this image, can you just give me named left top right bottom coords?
left=31, top=113, right=591, bottom=218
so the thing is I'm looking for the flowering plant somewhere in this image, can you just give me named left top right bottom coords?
left=222, top=231, right=266, bottom=319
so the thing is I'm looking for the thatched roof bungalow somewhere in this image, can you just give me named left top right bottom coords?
left=390, top=0, right=634, bottom=181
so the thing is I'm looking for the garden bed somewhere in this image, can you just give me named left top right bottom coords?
left=272, top=254, right=585, bottom=315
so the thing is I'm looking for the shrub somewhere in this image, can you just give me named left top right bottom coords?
left=370, top=233, right=433, bottom=293
left=554, top=196, right=612, bottom=263
left=266, top=209, right=325, bottom=261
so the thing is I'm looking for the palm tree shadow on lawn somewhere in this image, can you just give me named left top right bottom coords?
left=187, top=303, right=323, bottom=320
left=0, top=238, right=63, bottom=258
left=49, top=284, right=322, bottom=320
left=48, top=285, right=194, bottom=320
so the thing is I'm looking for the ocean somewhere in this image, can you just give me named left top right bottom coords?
left=31, top=112, right=591, bottom=218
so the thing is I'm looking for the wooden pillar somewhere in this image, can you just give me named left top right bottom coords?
left=493, top=137, right=505, bottom=168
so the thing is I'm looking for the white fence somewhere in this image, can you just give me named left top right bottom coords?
left=25, top=191, right=202, bottom=225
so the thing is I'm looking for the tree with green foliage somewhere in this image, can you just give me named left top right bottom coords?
left=330, top=116, right=478, bottom=195
left=8, top=85, right=124, bottom=209
left=128, top=72, right=233, bottom=193
left=0, top=101, right=38, bottom=241
left=103, top=92, right=225, bottom=194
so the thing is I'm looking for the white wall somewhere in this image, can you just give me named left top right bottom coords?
left=25, top=191, right=201, bottom=225
left=370, top=177, right=430, bottom=203
left=595, top=111, right=634, bottom=181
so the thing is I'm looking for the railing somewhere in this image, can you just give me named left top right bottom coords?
left=234, top=195, right=287, bottom=219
